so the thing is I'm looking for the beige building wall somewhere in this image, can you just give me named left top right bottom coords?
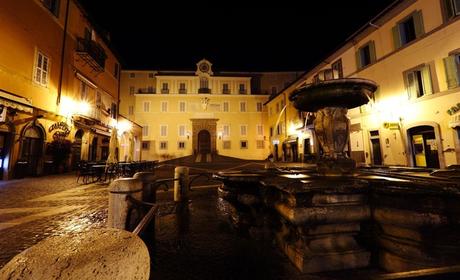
left=267, top=0, right=460, bottom=168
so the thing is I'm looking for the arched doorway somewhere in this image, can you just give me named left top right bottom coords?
left=72, top=129, right=84, bottom=169
left=408, top=125, right=440, bottom=168
left=198, top=130, right=211, bottom=154
left=20, top=125, right=44, bottom=176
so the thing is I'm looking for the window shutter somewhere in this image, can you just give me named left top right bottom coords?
left=369, top=40, right=377, bottom=63
left=443, top=56, right=460, bottom=88
left=392, top=25, right=402, bottom=50
left=442, top=0, right=454, bottom=21
left=355, top=50, right=362, bottom=70
left=422, top=65, right=433, bottom=95
left=413, top=10, right=425, bottom=38
left=406, top=72, right=415, bottom=99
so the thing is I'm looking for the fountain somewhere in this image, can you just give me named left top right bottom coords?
left=214, top=70, right=460, bottom=276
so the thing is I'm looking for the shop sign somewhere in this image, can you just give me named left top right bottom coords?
left=49, top=121, right=71, bottom=140
left=447, top=103, right=460, bottom=115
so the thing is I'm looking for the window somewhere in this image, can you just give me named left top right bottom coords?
left=143, top=101, right=150, bottom=112
left=443, top=53, right=460, bottom=88
left=200, top=78, right=209, bottom=89
left=179, top=125, right=186, bottom=137
left=148, top=73, right=154, bottom=78
left=160, top=125, right=167, bottom=137
left=114, top=63, right=119, bottom=79
left=129, top=72, right=135, bottom=78
left=129, top=86, right=135, bottom=95
left=161, top=83, right=169, bottom=94
left=147, top=86, right=154, bottom=93
left=179, top=101, right=186, bottom=112
left=239, top=83, right=246, bottom=94
left=142, top=125, right=149, bottom=137
left=223, top=141, right=231, bottom=149
left=356, top=41, right=376, bottom=69
left=128, top=105, right=134, bottom=115
left=111, top=103, right=117, bottom=119
left=142, top=141, right=150, bottom=150
left=223, top=125, right=230, bottom=137
left=223, top=102, right=229, bottom=112
left=160, top=141, right=168, bottom=150
left=392, top=11, right=424, bottom=49
left=34, top=51, right=50, bottom=87
left=79, top=81, right=88, bottom=100
left=256, top=102, right=263, bottom=112
left=161, top=101, right=168, bottom=112
left=271, top=86, right=277, bottom=95
left=179, top=83, right=186, bottom=94
left=443, top=0, right=460, bottom=21
left=256, top=140, right=265, bottom=149
left=240, top=125, right=247, bottom=136
left=41, top=0, right=60, bottom=17
left=240, top=140, right=248, bottom=149
left=332, top=59, right=343, bottom=78
left=240, top=102, right=246, bottom=112
left=178, top=141, right=186, bottom=149
left=404, top=65, right=433, bottom=99
left=222, top=83, right=230, bottom=94
left=257, top=124, right=263, bottom=136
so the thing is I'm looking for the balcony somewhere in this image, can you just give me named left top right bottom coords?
left=161, top=89, right=169, bottom=94
left=198, top=88, right=211, bottom=94
left=76, top=38, right=107, bottom=73
left=179, top=89, right=187, bottom=94
left=138, top=88, right=156, bottom=94
left=239, top=89, right=247, bottom=94
left=222, top=89, right=230, bottom=94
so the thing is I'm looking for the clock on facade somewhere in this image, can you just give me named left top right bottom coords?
left=199, top=63, right=209, bottom=73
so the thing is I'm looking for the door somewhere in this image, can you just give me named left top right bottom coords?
left=20, top=126, right=44, bottom=176
left=409, top=126, right=440, bottom=168
left=198, top=130, right=211, bottom=154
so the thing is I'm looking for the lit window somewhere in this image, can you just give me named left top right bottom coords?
left=443, top=52, right=460, bottom=89
left=392, top=11, right=424, bottom=49
left=34, top=51, right=50, bottom=87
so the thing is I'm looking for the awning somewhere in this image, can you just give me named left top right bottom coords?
left=0, top=90, right=33, bottom=114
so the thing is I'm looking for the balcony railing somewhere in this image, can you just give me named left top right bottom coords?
left=161, top=89, right=169, bottom=94
left=222, top=89, right=230, bottom=94
left=179, top=89, right=187, bottom=94
left=76, top=38, right=107, bottom=72
left=198, top=88, right=211, bottom=94
left=138, top=88, right=156, bottom=94
left=239, top=89, right=247, bottom=94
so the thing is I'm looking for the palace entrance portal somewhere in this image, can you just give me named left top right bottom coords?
left=190, top=118, right=218, bottom=154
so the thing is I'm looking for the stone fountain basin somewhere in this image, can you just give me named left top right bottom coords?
left=289, top=78, right=378, bottom=112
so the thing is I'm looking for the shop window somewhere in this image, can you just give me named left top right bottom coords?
left=404, top=65, right=433, bottom=98
left=392, top=11, right=424, bottom=49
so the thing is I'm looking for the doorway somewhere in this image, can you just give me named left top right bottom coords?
left=90, top=137, right=98, bottom=161
left=72, top=129, right=84, bottom=169
left=369, top=130, right=382, bottom=165
left=408, top=126, right=440, bottom=168
left=20, top=126, right=44, bottom=176
left=198, top=130, right=211, bottom=154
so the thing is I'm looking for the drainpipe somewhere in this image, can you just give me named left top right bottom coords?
left=284, top=92, right=287, bottom=138
left=56, top=0, right=71, bottom=106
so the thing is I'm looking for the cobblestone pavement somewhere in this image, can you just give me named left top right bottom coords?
left=0, top=173, right=109, bottom=267
left=0, top=157, right=267, bottom=269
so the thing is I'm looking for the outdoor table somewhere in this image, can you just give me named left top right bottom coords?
left=91, top=164, right=107, bottom=182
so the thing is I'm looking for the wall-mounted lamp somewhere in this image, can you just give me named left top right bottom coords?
left=217, top=132, right=222, bottom=140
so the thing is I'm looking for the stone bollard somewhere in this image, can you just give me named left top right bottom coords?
left=0, top=228, right=150, bottom=280
left=174, top=166, right=189, bottom=202
left=133, top=172, right=157, bottom=203
left=108, top=178, right=142, bottom=230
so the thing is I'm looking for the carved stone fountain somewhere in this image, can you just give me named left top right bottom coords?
left=214, top=71, right=460, bottom=276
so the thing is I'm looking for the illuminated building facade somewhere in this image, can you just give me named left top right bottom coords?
left=0, top=0, right=141, bottom=179
left=267, top=0, right=460, bottom=168
left=120, top=59, right=302, bottom=161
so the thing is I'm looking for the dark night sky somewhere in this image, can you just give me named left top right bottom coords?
left=78, top=1, right=396, bottom=72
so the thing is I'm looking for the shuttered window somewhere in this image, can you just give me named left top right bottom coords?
left=355, top=41, right=376, bottom=69
left=404, top=65, right=433, bottom=99
left=34, top=51, right=50, bottom=86
left=392, top=10, right=424, bottom=49
left=443, top=54, right=460, bottom=89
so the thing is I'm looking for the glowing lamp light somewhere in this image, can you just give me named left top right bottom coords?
left=59, top=96, right=76, bottom=117
left=117, top=120, right=132, bottom=134
left=77, top=101, right=91, bottom=115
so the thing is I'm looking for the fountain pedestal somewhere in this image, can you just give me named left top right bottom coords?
left=262, top=177, right=370, bottom=273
